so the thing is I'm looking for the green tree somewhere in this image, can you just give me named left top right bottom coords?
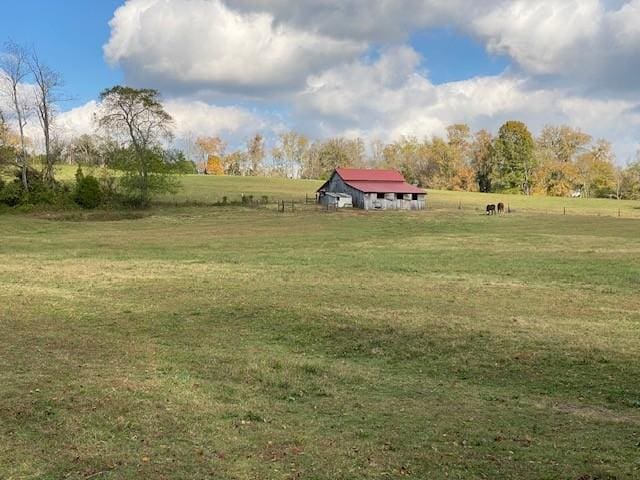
left=97, top=86, right=175, bottom=205
left=470, top=129, right=495, bottom=192
left=620, top=156, right=640, bottom=199
left=493, top=121, right=536, bottom=194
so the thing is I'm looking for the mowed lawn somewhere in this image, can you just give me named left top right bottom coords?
left=1, top=178, right=640, bottom=479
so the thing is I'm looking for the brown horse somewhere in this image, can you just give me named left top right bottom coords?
left=497, top=202, right=505, bottom=215
left=486, top=204, right=496, bottom=215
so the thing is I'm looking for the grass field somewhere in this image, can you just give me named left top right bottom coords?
left=44, top=165, right=640, bottom=217
left=1, top=176, right=640, bottom=479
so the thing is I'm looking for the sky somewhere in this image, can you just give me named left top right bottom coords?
left=1, top=0, right=640, bottom=161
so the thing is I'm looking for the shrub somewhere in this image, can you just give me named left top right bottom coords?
left=74, top=175, right=103, bottom=209
left=0, top=181, right=23, bottom=206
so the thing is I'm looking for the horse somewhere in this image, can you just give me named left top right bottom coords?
left=497, top=202, right=505, bottom=215
left=486, top=204, right=496, bottom=215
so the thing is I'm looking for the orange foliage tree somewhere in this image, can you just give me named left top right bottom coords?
left=205, top=155, right=224, bottom=175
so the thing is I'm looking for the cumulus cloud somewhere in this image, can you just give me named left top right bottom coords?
left=33, top=0, right=639, bottom=161
left=22, top=98, right=273, bottom=153
left=294, top=47, right=640, bottom=160
left=104, top=0, right=365, bottom=97
left=104, top=0, right=640, bottom=95
left=472, top=0, right=603, bottom=75
left=164, top=99, right=279, bottom=145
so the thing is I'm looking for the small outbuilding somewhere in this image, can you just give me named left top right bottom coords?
left=317, top=168, right=426, bottom=210
left=319, top=192, right=353, bottom=208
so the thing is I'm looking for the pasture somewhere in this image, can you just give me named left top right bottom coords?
left=1, top=175, right=640, bottom=479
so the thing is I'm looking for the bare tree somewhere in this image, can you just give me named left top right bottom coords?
left=29, top=50, right=63, bottom=184
left=0, top=107, right=7, bottom=145
left=246, top=133, right=265, bottom=176
left=272, top=131, right=309, bottom=178
left=0, top=41, right=30, bottom=189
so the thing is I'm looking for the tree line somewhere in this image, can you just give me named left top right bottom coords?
left=186, top=122, right=640, bottom=200
left=2, top=39, right=640, bottom=210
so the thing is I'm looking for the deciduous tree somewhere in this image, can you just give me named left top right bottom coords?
left=0, top=41, right=30, bottom=190
left=470, top=129, right=494, bottom=192
left=196, top=136, right=225, bottom=173
left=246, top=133, right=265, bottom=176
left=97, top=86, right=175, bottom=205
left=272, top=131, right=309, bottom=178
left=29, top=50, right=63, bottom=184
left=575, top=140, right=616, bottom=198
left=537, top=125, right=591, bottom=163
left=494, top=121, right=536, bottom=195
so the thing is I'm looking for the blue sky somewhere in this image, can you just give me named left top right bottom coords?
left=410, top=27, right=509, bottom=84
left=1, top=0, right=639, bottom=160
left=1, top=1, right=509, bottom=107
left=2, top=0, right=123, bottom=108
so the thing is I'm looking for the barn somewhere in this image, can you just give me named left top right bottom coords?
left=317, top=168, right=426, bottom=210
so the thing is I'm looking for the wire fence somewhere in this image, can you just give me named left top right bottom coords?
left=425, top=197, right=640, bottom=219
left=160, top=193, right=640, bottom=219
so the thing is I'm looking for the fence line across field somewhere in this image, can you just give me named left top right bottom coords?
left=164, top=193, right=639, bottom=219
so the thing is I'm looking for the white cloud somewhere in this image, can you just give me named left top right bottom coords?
left=43, top=97, right=275, bottom=153
left=54, top=101, right=99, bottom=138
left=472, top=0, right=603, bottom=75
left=17, top=0, right=634, bottom=162
left=104, top=0, right=365, bottom=96
left=293, top=47, right=640, bottom=160
left=164, top=99, right=277, bottom=143
left=608, top=0, right=640, bottom=47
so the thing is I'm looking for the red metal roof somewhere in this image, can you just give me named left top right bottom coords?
left=336, top=167, right=405, bottom=182
left=344, top=180, right=425, bottom=194
left=317, top=167, right=426, bottom=194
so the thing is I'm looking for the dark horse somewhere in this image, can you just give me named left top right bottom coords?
left=497, top=202, right=505, bottom=215
left=486, top=204, right=496, bottom=215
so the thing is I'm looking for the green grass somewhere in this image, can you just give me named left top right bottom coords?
left=24, top=165, right=640, bottom=217
left=1, top=177, right=640, bottom=479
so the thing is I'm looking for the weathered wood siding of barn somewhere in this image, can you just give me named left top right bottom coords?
left=320, top=171, right=426, bottom=210
left=321, top=173, right=367, bottom=208
left=363, top=193, right=426, bottom=210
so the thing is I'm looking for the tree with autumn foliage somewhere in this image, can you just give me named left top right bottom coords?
left=205, top=155, right=224, bottom=175
left=575, top=140, right=616, bottom=198
left=196, top=136, right=226, bottom=174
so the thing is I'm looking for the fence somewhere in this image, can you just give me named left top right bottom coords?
left=425, top=197, right=639, bottom=219
left=162, top=193, right=639, bottom=219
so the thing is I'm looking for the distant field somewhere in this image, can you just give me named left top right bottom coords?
left=159, top=174, right=640, bottom=219
left=26, top=166, right=640, bottom=218
left=169, top=175, right=323, bottom=203
left=169, top=175, right=640, bottom=218
left=1, top=182, right=639, bottom=478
